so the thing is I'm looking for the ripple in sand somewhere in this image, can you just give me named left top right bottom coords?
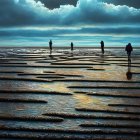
left=0, top=115, right=63, bottom=122
left=43, top=112, right=140, bottom=121
left=0, top=98, right=47, bottom=103
left=75, top=108, right=140, bottom=115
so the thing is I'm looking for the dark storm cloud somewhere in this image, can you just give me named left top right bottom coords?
left=35, top=0, right=78, bottom=9
left=0, top=26, right=140, bottom=37
left=99, top=0, right=140, bottom=9
left=0, top=0, right=140, bottom=27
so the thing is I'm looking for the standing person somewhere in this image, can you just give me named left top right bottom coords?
left=125, top=43, right=133, bottom=61
left=100, top=41, right=104, bottom=54
left=71, top=42, right=74, bottom=51
left=49, top=40, right=52, bottom=51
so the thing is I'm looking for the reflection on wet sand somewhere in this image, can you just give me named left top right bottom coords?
left=73, top=94, right=94, bottom=108
left=73, top=92, right=117, bottom=110
left=41, top=82, right=71, bottom=93
left=126, top=60, right=132, bottom=80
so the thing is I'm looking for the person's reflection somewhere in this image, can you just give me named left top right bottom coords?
left=49, top=50, right=53, bottom=58
left=100, top=51, right=105, bottom=63
left=126, top=60, right=132, bottom=80
left=70, top=51, right=74, bottom=57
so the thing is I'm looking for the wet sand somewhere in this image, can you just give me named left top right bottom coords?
left=0, top=47, right=140, bottom=140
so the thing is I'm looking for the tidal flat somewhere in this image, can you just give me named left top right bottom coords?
left=0, top=47, right=140, bottom=140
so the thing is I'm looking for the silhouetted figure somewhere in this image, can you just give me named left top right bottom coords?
left=100, top=41, right=104, bottom=54
left=71, top=42, right=74, bottom=51
left=126, top=60, right=132, bottom=80
left=49, top=40, right=52, bottom=51
left=125, top=43, right=133, bottom=62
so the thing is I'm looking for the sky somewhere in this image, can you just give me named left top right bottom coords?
left=0, top=0, right=140, bottom=47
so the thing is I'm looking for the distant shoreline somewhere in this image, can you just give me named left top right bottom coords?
left=0, top=46, right=140, bottom=49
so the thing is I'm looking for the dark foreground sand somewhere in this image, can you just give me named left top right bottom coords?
left=0, top=47, right=140, bottom=140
